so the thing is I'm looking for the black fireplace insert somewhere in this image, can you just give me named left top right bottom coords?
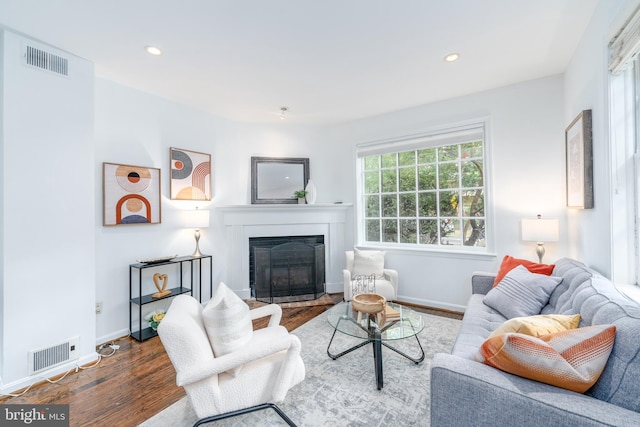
left=250, top=236, right=325, bottom=303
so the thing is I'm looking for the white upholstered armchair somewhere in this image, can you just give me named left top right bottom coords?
left=343, top=249, right=398, bottom=301
left=157, top=292, right=305, bottom=426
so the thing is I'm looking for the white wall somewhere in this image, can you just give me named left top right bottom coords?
left=327, top=75, right=567, bottom=311
left=95, top=79, right=215, bottom=341
left=93, top=79, right=354, bottom=342
left=1, top=30, right=96, bottom=390
left=96, top=74, right=567, bottom=336
left=563, top=0, right=638, bottom=279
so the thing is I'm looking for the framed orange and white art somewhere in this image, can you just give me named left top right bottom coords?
left=170, top=147, right=212, bottom=200
left=102, top=162, right=161, bottom=226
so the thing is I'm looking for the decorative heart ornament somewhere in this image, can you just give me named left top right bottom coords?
left=152, top=273, right=171, bottom=298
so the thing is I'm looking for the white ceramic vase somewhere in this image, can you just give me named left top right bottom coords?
left=305, top=179, right=317, bottom=204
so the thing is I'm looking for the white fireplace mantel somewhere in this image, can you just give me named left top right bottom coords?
left=219, top=204, right=353, bottom=298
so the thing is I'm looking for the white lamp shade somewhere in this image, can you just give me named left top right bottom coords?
left=521, top=218, right=559, bottom=242
left=186, top=208, right=210, bottom=229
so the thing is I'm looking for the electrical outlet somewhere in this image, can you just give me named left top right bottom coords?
left=96, top=302, right=103, bottom=313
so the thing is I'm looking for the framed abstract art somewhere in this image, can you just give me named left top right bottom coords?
left=170, top=147, right=212, bottom=200
left=565, top=109, right=593, bottom=209
left=103, top=162, right=161, bottom=226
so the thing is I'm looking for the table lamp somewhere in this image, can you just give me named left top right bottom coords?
left=521, top=214, right=559, bottom=263
left=187, top=207, right=209, bottom=257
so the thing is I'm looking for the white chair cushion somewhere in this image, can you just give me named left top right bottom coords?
left=202, top=282, right=253, bottom=376
left=351, top=248, right=386, bottom=279
left=367, top=279, right=395, bottom=301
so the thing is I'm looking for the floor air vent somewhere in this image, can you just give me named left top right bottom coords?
left=28, top=336, right=79, bottom=374
left=24, top=45, right=69, bottom=76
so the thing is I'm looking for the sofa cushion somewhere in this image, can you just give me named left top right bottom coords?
left=493, top=255, right=555, bottom=287
left=202, top=282, right=253, bottom=375
left=451, top=294, right=506, bottom=360
left=483, top=265, right=562, bottom=319
left=479, top=324, right=616, bottom=393
left=489, top=314, right=581, bottom=338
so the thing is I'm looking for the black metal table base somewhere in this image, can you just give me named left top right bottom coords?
left=326, top=315, right=425, bottom=390
left=193, top=403, right=296, bottom=426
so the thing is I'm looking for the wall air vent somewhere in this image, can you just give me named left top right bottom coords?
left=24, top=45, right=69, bottom=76
left=28, top=336, right=79, bottom=374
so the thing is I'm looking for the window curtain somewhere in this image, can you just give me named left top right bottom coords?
left=609, top=4, right=640, bottom=74
left=356, top=123, right=484, bottom=158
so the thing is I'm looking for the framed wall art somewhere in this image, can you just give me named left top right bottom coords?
left=565, top=109, right=593, bottom=209
left=103, top=162, right=161, bottom=226
left=170, top=147, right=212, bottom=200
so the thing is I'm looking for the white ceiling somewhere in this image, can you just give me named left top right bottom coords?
left=0, top=0, right=598, bottom=125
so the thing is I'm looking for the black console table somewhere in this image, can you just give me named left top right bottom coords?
left=129, top=255, right=213, bottom=342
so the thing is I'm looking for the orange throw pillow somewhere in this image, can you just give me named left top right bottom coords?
left=493, top=255, right=555, bottom=287
left=479, top=325, right=616, bottom=393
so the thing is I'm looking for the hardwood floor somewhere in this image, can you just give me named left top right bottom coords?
left=0, top=294, right=461, bottom=427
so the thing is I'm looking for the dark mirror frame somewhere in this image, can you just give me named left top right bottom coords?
left=251, top=156, right=310, bottom=204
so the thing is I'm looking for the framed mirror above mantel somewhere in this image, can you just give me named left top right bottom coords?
left=251, top=156, right=310, bottom=204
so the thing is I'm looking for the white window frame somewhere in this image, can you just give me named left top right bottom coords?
left=608, top=4, right=640, bottom=301
left=355, top=120, right=493, bottom=256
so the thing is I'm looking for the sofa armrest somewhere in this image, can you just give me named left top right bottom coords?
left=430, top=353, right=640, bottom=427
left=471, top=271, right=496, bottom=295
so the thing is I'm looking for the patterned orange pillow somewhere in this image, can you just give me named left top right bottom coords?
left=478, top=325, right=616, bottom=393
left=493, top=255, right=555, bottom=287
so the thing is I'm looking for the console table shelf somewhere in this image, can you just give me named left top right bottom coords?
left=129, top=255, right=212, bottom=342
left=130, top=286, right=192, bottom=305
left=131, top=327, right=161, bottom=342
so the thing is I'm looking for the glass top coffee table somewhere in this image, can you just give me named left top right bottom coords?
left=326, top=301, right=425, bottom=390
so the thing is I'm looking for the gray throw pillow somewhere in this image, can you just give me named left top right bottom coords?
left=483, top=265, right=562, bottom=319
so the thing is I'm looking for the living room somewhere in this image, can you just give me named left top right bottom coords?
left=1, top=0, right=639, bottom=425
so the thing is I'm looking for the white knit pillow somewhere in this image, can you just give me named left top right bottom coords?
left=351, top=248, right=386, bottom=279
left=202, top=282, right=253, bottom=376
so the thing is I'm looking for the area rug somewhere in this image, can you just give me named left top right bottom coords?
left=140, top=310, right=461, bottom=427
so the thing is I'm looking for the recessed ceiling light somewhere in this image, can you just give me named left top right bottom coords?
left=145, top=45, right=163, bottom=56
left=444, top=53, right=460, bottom=62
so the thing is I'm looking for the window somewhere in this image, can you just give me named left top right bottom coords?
left=608, top=4, right=640, bottom=298
left=357, top=124, right=487, bottom=250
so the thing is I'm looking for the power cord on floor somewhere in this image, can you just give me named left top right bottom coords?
left=0, top=342, right=120, bottom=397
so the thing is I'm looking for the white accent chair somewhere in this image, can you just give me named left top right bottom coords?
left=342, top=250, right=398, bottom=302
left=157, top=295, right=305, bottom=426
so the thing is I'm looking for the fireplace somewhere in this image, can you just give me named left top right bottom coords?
left=250, top=235, right=325, bottom=303
left=220, top=204, right=351, bottom=299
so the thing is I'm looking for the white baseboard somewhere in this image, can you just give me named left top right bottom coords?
left=96, top=329, right=130, bottom=346
left=398, top=295, right=466, bottom=313
left=325, top=281, right=342, bottom=294
left=1, top=352, right=98, bottom=396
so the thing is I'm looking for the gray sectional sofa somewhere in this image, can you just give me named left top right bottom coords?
left=430, top=257, right=640, bottom=426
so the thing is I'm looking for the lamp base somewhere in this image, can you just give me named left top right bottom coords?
left=193, top=229, right=204, bottom=257
left=536, top=242, right=546, bottom=263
